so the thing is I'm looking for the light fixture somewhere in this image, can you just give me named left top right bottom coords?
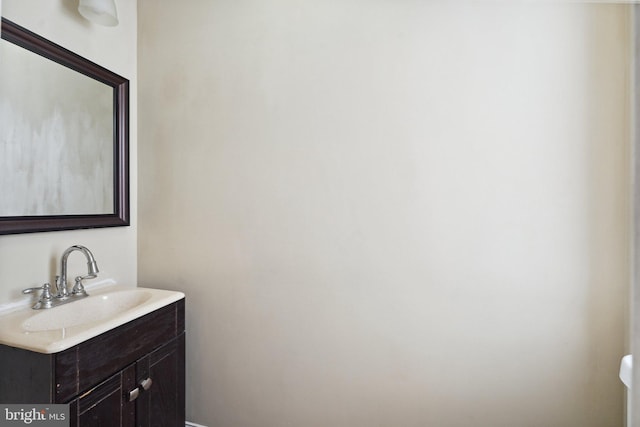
left=78, top=0, right=119, bottom=27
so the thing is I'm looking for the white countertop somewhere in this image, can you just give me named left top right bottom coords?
left=0, top=282, right=184, bottom=354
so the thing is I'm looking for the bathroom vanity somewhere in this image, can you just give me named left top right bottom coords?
left=0, top=286, right=185, bottom=426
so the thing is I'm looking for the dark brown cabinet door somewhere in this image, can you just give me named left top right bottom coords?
left=136, top=334, right=186, bottom=427
left=69, top=364, right=136, bottom=427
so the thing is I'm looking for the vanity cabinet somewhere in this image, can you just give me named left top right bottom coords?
left=0, top=299, right=185, bottom=427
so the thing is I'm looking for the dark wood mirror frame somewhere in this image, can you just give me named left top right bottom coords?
left=0, top=18, right=129, bottom=235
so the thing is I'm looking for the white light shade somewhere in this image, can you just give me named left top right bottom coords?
left=78, top=0, right=118, bottom=27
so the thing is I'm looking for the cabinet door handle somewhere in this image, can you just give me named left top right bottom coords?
left=140, top=377, right=153, bottom=391
left=127, top=378, right=153, bottom=402
left=128, top=387, right=140, bottom=402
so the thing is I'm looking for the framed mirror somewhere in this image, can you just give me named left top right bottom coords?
left=0, top=17, right=129, bottom=235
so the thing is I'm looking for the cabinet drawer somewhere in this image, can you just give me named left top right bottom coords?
left=55, top=299, right=184, bottom=402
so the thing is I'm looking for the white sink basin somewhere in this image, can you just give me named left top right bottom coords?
left=22, top=289, right=154, bottom=332
left=0, top=284, right=184, bottom=353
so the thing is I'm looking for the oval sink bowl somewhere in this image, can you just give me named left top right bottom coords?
left=0, top=284, right=184, bottom=354
left=22, top=290, right=153, bottom=332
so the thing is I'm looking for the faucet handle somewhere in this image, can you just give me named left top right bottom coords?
left=23, top=283, right=54, bottom=309
left=72, top=276, right=89, bottom=297
left=22, top=282, right=52, bottom=297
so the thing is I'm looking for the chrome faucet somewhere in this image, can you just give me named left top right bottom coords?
left=57, top=245, right=99, bottom=298
left=22, top=245, right=99, bottom=309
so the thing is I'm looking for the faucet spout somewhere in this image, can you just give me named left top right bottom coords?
left=58, top=245, right=99, bottom=297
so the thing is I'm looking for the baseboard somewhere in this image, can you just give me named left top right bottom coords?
left=186, top=422, right=207, bottom=427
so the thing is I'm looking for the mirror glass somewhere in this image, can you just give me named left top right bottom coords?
left=0, top=38, right=114, bottom=216
left=0, top=18, right=129, bottom=235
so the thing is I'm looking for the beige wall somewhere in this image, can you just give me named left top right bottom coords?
left=0, top=1, right=137, bottom=301
left=138, top=2, right=631, bottom=426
